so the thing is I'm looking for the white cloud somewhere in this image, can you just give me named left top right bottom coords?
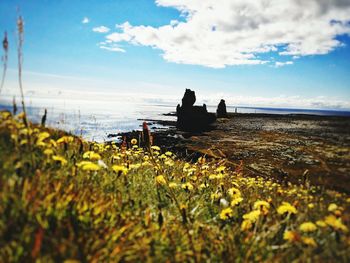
left=93, top=26, right=110, bottom=33
left=82, top=17, right=89, bottom=24
left=102, top=0, right=350, bottom=68
left=274, top=61, right=293, bottom=68
left=100, top=45, right=125, bottom=52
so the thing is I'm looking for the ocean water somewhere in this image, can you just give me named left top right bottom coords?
left=1, top=99, right=349, bottom=142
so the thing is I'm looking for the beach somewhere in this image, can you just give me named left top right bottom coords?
left=122, top=113, right=350, bottom=193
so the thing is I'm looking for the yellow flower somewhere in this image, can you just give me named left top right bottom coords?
left=328, top=203, right=338, bottom=212
left=151, top=146, right=160, bottom=151
left=57, top=136, right=74, bottom=144
left=112, top=165, right=128, bottom=175
left=43, top=148, right=54, bottom=156
left=283, top=230, right=299, bottom=242
left=211, top=192, right=222, bottom=201
left=277, top=202, right=297, bottom=215
left=216, top=166, right=226, bottom=173
left=81, top=162, right=101, bottom=171
left=165, top=151, right=173, bottom=156
left=83, top=151, right=101, bottom=161
left=227, top=187, right=241, bottom=198
left=308, top=203, right=315, bottom=209
left=181, top=182, right=194, bottom=191
left=231, top=197, right=243, bottom=206
left=241, top=219, right=253, bottom=231
left=220, top=207, right=233, bottom=220
left=155, top=175, right=167, bottom=185
left=324, top=215, right=348, bottom=232
left=301, top=237, right=317, bottom=247
left=37, top=132, right=50, bottom=143
left=243, top=210, right=261, bottom=223
left=52, top=155, right=67, bottom=166
left=316, top=220, right=327, bottom=228
left=299, top=222, right=317, bottom=232
left=169, top=182, right=178, bottom=188
left=253, top=200, right=270, bottom=215
left=131, top=138, right=137, bottom=145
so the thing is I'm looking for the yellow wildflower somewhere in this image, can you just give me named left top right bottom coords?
left=131, top=138, right=137, bottom=145
left=302, top=237, right=317, bottom=247
left=151, top=145, right=160, bottom=151
left=283, top=230, right=299, bottom=242
left=253, top=200, right=270, bottom=215
left=155, top=175, right=167, bottom=185
left=308, top=203, right=315, bottom=209
left=241, top=219, right=253, bottom=231
left=216, top=166, right=226, bottom=173
left=165, top=151, right=173, bottom=156
left=243, top=210, right=261, bottom=223
left=231, top=197, right=243, bottom=206
left=169, top=182, right=178, bottom=188
left=324, top=215, right=348, bottom=232
left=227, top=187, right=241, bottom=199
left=81, top=162, right=101, bottom=171
left=112, top=165, right=128, bottom=175
left=299, top=222, right=317, bottom=232
left=37, top=132, right=50, bottom=143
left=328, top=203, right=338, bottom=212
left=43, top=149, right=54, bottom=156
left=211, top=192, right=222, bottom=201
left=57, top=136, right=74, bottom=144
left=277, top=202, right=297, bottom=215
left=52, top=155, right=67, bottom=166
left=181, top=182, right=194, bottom=191
left=316, top=220, right=327, bottom=228
left=83, top=151, right=101, bottom=161
left=220, top=207, right=233, bottom=220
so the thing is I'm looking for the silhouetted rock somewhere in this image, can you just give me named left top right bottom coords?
left=176, top=89, right=216, bottom=131
left=217, top=99, right=228, bottom=118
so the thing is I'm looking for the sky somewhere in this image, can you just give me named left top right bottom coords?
left=0, top=0, right=350, bottom=110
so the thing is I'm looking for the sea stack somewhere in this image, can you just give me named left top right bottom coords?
left=217, top=99, right=228, bottom=118
left=176, top=89, right=216, bottom=132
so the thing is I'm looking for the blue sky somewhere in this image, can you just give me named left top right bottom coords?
left=0, top=0, right=350, bottom=109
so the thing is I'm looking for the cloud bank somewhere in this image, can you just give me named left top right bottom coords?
left=102, top=0, right=350, bottom=68
left=93, top=26, right=110, bottom=33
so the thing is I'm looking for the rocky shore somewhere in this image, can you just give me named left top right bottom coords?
left=117, top=112, right=350, bottom=193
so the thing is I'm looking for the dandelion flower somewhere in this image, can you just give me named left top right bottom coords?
left=43, top=149, right=54, bottom=156
left=112, top=165, right=128, bottom=175
left=328, top=203, right=338, bottom=212
left=169, top=182, right=178, bottom=188
left=227, top=187, right=241, bottom=199
left=324, top=215, right=348, bottom=232
left=52, top=155, right=67, bottom=166
left=151, top=145, right=160, bottom=151
left=243, top=210, right=261, bottom=223
left=299, top=222, right=317, bottom=233
left=181, top=182, right=194, bottom=191
left=253, top=200, right=270, bottom=215
left=277, top=202, right=297, bottom=215
left=241, top=219, right=253, bottom=231
left=155, top=175, right=167, bottom=185
left=301, top=237, right=317, bottom=247
left=82, top=163, right=101, bottom=171
left=131, top=138, right=137, bottom=145
left=283, top=230, right=299, bottom=242
left=316, top=220, right=327, bottom=228
left=83, top=151, right=101, bottom=161
left=220, top=207, right=233, bottom=220
left=231, top=197, right=243, bottom=206
left=56, top=136, right=74, bottom=144
left=165, top=151, right=173, bottom=156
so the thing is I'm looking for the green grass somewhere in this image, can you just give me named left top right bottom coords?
left=0, top=110, right=350, bottom=262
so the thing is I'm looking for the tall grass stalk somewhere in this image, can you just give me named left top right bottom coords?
left=17, top=15, right=28, bottom=127
left=0, top=31, right=8, bottom=94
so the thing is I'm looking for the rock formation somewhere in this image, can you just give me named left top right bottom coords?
left=176, top=89, right=216, bottom=131
left=217, top=99, right=228, bottom=118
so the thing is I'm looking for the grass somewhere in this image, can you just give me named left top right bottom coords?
left=0, top=110, right=350, bottom=262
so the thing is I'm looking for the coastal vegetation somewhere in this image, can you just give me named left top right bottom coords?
left=0, top=111, right=349, bottom=262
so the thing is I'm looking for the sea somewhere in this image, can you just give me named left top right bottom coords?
left=1, top=99, right=349, bottom=142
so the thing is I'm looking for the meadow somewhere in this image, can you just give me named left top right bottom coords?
left=0, top=110, right=349, bottom=262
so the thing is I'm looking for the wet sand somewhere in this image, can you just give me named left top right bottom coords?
left=120, top=113, right=350, bottom=193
